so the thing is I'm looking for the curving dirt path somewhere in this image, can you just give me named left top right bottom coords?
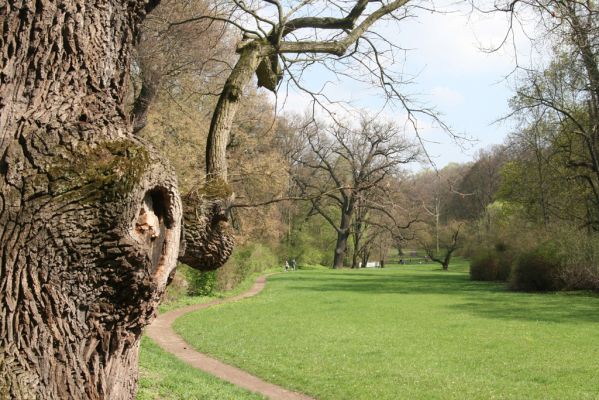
left=145, top=275, right=315, bottom=400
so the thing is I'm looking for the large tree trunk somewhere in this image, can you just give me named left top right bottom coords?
left=205, top=42, right=264, bottom=183
left=0, top=1, right=183, bottom=399
left=333, top=212, right=353, bottom=269
left=351, top=241, right=360, bottom=269
left=131, top=77, right=158, bottom=135
left=333, top=230, right=350, bottom=269
left=351, top=219, right=362, bottom=269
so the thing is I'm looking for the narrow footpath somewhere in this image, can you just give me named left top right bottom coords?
left=145, top=275, right=315, bottom=400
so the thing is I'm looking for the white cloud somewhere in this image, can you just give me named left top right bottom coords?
left=396, top=10, right=522, bottom=76
left=430, top=86, right=465, bottom=108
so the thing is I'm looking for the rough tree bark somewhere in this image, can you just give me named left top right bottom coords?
left=0, top=1, right=186, bottom=398
left=205, top=40, right=272, bottom=183
left=333, top=207, right=354, bottom=269
left=178, top=189, right=235, bottom=271
left=131, top=77, right=158, bottom=135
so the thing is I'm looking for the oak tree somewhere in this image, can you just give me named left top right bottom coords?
left=292, top=115, right=417, bottom=268
left=0, top=1, right=227, bottom=398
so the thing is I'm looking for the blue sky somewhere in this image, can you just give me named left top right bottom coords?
left=274, top=1, right=539, bottom=170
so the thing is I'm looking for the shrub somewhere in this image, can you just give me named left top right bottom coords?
left=217, top=243, right=278, bottom=290
left=172, top=264, right=217, bottom=296
left=470, top=248, right=513, bottom=282
left=470, top=250, right=499, bottom=281
left=298, top=246, right=329, bottom=266
left=496, top=250, right=514, bottom=281
left=508, top=228, right=599, bottom=292
left=187, top=269, right=217, bottom=296
left=553, top=229, right=599, bottom=291
left=510, top=247, right=561, bottom=291
left=557, top=264, right=599, bottom=291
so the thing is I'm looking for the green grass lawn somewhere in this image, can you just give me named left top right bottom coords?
left=137, top=336, right=264, bottom=400
left=137, top=269, right=280, bottom=399
left=173, top=261, right=599, bottom=399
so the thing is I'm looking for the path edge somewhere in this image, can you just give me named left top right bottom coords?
left=144, top=274, right=315, bottom=400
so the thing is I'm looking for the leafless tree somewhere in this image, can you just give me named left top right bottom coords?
left=420, top=221, right=464, bottom=270
left=292, top=114, right=419, bottom=268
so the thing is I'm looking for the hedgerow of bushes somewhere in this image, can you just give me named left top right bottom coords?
left=509, top=246, right=561, bottom=291
left=469, top=226, right=599, bottom=292
left=469, top=245, right=512, bottom=282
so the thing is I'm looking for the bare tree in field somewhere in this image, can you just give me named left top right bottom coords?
left=0, top=0, right=222, bottom=398
left=348, top=175, right=424, bottom=268
left=351, top=204, right=387, bottom=268
left=293, top=115, right=418, bottom=268
left=419, top=221, right=464, bottom=270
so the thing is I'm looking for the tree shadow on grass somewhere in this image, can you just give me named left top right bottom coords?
left=447, top=294, right=599, bottom=324
left=278, top=271, right=599, bottom=324
left=279, top=271, right=503, bottom=296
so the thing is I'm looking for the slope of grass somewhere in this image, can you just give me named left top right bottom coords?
left=174, top=261, right=599, bottom=399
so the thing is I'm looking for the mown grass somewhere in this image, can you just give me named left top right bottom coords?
left=137, top=337, right=264, bottom=400
left=174, top=260, right=599, bottom=399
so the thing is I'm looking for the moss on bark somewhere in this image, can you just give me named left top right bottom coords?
left=48, top=139, right=151, bottom=202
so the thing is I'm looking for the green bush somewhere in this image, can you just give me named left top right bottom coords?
left=508, top=229, right=599, bottom=292
left=470, top=250, right=498, bottom=281
left=470, top=248, right=512, bottom=282
left=510, top=246, right=561, bottom=291
left=298, top=246, right=328, bottom=266
left=187, top=269, right=217, bottom=296
left=217, top=243, right=278, bottom=290
left=172, top=264, right=217, bottom=296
